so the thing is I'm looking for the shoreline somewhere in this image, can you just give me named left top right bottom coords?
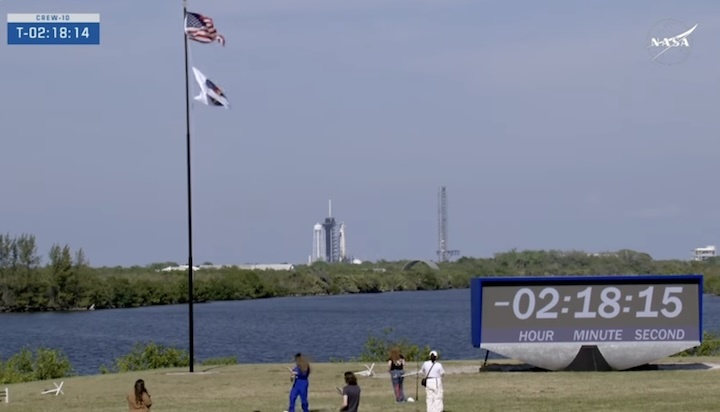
left=7, top=356, right=720, bottom=380
left=5, top=285, right=720, bottom=315
left=4, top=355, right=719, bottom=381
left=0, top=287, right=464, bottom=314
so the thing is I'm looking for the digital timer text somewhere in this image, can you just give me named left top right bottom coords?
left=15, top=26, right=90, bottom=39
left=504, top=285, right=684, bottom=320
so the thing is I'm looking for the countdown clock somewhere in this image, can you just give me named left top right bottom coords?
left=471, top=275, right=703, bottom=371
left=7, top=13, right=100, bottom=45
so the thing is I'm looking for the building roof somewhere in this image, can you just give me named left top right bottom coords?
left=158, top=263, right=295, bottom=272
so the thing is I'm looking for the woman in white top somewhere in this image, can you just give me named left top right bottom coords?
left=420, top=350, right=445, bottom=412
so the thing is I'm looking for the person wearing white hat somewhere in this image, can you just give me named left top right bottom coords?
left=420, top=350, right=445, bottom=412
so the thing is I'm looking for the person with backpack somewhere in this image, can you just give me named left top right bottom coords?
left=420, top=350, right=445, bottom=412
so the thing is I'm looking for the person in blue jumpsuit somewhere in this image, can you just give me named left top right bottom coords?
left=288, top=353, right=311, bottom=412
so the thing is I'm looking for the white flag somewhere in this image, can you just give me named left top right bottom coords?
left=192, top=67, right=230, bottom=109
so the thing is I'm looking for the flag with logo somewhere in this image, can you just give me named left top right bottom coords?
left=192, top=67, right=230, bottom=109
left=185, top=11, right=225, bottom=46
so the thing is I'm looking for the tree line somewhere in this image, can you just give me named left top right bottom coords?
left=1, top=233, right=720, bottom=312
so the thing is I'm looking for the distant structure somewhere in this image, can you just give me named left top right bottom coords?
left=339, top=222, right=347, bottom=261
left=436, top=186, right=460, bottom=262
left=692, top=245, right=716, bottom=261
left=310, top=200, right=347, bottom=263
left=322, top=200, right=339, bottom=262
left=160, top=264, right=199, bottom=272
left=312, top=223, right=324, bottom=262
left=402, top=260, right=440, bottom=271
left=159, top=263, right=294, bottom=271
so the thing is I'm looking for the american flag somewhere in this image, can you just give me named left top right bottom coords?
left=184, top=11, right=225, bottom=46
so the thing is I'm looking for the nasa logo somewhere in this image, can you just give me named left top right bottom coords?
left=646, top=19, right=698, bottom=65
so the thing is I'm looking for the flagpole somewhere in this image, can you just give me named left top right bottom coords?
left=182, top=0, right=195, bottom=373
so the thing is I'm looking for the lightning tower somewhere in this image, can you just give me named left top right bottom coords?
left=437, top=186, right=459, bottom=262
left=312, top=223, right=325, bottom=262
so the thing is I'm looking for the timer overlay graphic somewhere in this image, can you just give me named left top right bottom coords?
left=7, top=13, right=100, bottom=45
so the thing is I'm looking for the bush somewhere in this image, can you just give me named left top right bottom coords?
left=355, top=327, right=431, bottom=362
left=201, top=356, right=237, bottom=366
left=0, top=347, right=74, bottom=384
left=673, top=331, right=720, bottom=357
left=33, top=348, right=74, bottom=380
left=100, top=342, right=189, bottom=373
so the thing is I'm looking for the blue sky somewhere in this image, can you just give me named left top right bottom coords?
left=1, top=0, right=718, bottom=266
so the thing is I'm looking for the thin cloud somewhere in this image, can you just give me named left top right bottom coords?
left=624, top=205, right=682, bottom=219
left=224, top=0, right=480, bottom=15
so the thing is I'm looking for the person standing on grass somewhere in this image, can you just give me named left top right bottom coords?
left=387, top=346, right=406, bottom=402
left=421, top=350, right=445, bottom=412
left=340, top=371, right=361, bottom=412
left=287, top=353, right=311, bottom=412
left=127, top=379, right=152, bottom=411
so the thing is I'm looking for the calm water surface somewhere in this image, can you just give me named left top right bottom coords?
left=2, top=289, right=719, bottom=375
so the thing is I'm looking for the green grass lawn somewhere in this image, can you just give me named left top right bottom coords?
left=3, top=358, right=720, bottom=411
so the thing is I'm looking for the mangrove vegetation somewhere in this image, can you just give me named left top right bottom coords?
left=2, top=233, right=720, bottom=313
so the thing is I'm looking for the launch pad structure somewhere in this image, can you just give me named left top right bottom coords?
left=311, top=200, right=347, bottom=263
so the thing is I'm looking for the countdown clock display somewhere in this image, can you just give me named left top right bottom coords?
left=7, top=13, right=100, bottom=45
left=471, top=275, right=703, bottom=371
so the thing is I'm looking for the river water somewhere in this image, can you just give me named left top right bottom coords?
left=1, top=289, right=719, bottom=375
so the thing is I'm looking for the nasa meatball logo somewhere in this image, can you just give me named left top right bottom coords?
left=646, top=19, right=698, bottom=65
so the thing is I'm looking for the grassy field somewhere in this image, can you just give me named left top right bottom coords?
left=3, top=357, right=720, bottom=412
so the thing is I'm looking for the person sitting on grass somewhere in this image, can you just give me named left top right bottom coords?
left=127, top=379, right=152, bottom=411
left=340, top=371, right=361, bottom=412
